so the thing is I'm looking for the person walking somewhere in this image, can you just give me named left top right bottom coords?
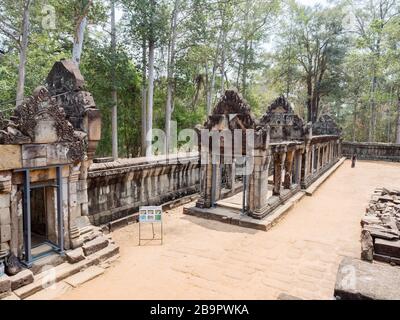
left=351, top=154, right=357, bottom=168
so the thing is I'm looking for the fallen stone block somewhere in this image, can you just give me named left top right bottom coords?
left=65, top=247, right=85, bottom=264
left=10, top=269, right=34, bottom=290
left=82, top=236, right=109, bottom=256
left=373, top=253, right=400, bottom=266
left=361, top=229, right=373, bottom=261
left=361, top=216, right=382, bottom=227
left=334, top=256, right=400, bottom=300
left=374, top=239, right=400, bottom=259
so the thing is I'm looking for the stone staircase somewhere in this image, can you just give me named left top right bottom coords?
left=0, top=229, right=119, bottom=300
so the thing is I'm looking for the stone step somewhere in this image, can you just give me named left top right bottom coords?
left=30, top=252, right=65, bottom=275
left=14, top=244, right=119, bottom=299
left=82, top=236, right=109, bottom=256
left=9, top=269, right=34, bottom=290
left=26, top=281, right=73, bottom=300
left=64, top=266, right=105, bottom=288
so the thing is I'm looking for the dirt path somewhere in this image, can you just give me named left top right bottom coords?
left=58, top=160, right=400, bottom=300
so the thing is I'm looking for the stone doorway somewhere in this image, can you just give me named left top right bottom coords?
left=18, top=166, right=65, bottom=267
left=30, top=185, right=57, bottom=252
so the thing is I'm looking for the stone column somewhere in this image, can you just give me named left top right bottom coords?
left=296, top=150, right=303, bottom=185
left=230, top=160, right=236, bottom=196
left=301, top=147, right=309, bottom=187
left=311, top=146, right=315, bottom=174
left=273, top=152, right=286, bottom=196
left=0, top=171, right=12, bottom=263
left=249, top=151, right=270, bottom=214
left=283, top=150, right=295, bottom=189
left=196, top=152, right=213, bottom=208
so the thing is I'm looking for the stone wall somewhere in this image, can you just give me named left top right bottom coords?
left=342, top=142, right=400, bottom=162
left=87, top=153, right=200, bottom=225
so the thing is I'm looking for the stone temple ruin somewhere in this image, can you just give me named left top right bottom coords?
left=185, top=90, right=342, bottom=227
left=0, top=60, right=118, bottom=298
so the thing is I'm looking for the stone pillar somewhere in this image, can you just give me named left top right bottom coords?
left=249, top=151, right=270, bottom=215
left=296, top=150, right=303, bottom=184
left=273, top=152, right=286, bottom=196
left=311, top=146, right=315, bottom=174
left=301, top=147, right=309, bottom=187
left=230, top=160, right=236, bottom=196
left=196, top=152, right=212, bottom=208
left=283, top=150, right=295, bottom=189
left=0, top=171, right=12, bottom=262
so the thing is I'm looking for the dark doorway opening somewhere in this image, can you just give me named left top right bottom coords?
left=31, top=187, right=47, bottom=246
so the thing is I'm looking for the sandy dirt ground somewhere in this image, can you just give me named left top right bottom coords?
left=58, top=160, right=400, bottom=300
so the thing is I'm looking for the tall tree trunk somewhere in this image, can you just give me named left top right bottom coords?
left=15, top=0, right=31, bottom=107
left=206, top=26, right=223, bottom=115
left=396, top=93, right=400, bottom=144
left=241, top=0, right=251, bottom=98
left=165, top=0, right=179, bottom=155
left=352, top=101, right=357, bottom=142
left=306, top=75, right=313, bottom=123
left=220, top=12, right=227, bottom=94
left=72, top=17, right=87, bottom=65
left=368, top=74, right=378, bottom=142
left=146, top=40, right=155, bottom=158
left=141, top=39, right=147, bottom=156
left=72, top=1, right=92, bottom=65
left=110, top=0, right=118, bottom=160
left=206, top=66, right=217, bottom=115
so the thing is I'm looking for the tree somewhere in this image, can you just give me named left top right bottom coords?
left=165, top=0, right=180, bottom=155
left=353, top=0, right=399, bottom=141
left=111, top=0, right=118, bottom=160
left=121, top=0, right=169, bottom=156
left=285, top=2, right=347, bottom=123
left=72, top=0, right=92, bottom=65
left=0, top=0, right=31, bottom=107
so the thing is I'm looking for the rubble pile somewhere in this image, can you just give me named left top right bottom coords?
left=361, top=187, right=400, bottom=264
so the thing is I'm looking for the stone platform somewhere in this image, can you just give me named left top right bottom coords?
left=184, top=158, right=346, bottom=231
left=184, top=192, right=306, bottom=231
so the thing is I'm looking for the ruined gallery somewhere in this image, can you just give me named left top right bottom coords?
left=1, top=0, right=400, bottom=304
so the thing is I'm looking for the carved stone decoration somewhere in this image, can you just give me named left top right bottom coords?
left=0, top=59, right=101, bottom=164
left=205, top=89, right=256, bottom=130
left=260, top=96, right=305, bottom=142
left=46, top=60, right=98, bottom=133
left=312, top=114, right=342, bottom=136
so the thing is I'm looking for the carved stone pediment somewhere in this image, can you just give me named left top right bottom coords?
left=205, top=89, right=255, bottom=129
left=260, top=96, right=304, bottom=142
left=312, top=114, right=341, bottom=136
left=0, top=59, right=101, bottom=164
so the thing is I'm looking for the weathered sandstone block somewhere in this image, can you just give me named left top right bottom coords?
left=66, top=247, right=85, bottom=264
left=10, top=269, right=34, bottom=290
left=374, top=239, right=400, bottom=259
left=82, top=236, right=108, bottom=256
left=0, top=275, right=10, bottom=296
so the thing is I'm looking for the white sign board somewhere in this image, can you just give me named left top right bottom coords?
left=139, top=206, right=162, bottom=223
left=138, top=206, right=163, bottom=245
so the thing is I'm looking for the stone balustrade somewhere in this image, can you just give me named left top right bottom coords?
left=87, top=153, right=200, bottom=225
left=342, top=142, right=400, bottom=162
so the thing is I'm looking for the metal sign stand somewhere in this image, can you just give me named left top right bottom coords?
left=138, top=206, right=163, bottom=246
